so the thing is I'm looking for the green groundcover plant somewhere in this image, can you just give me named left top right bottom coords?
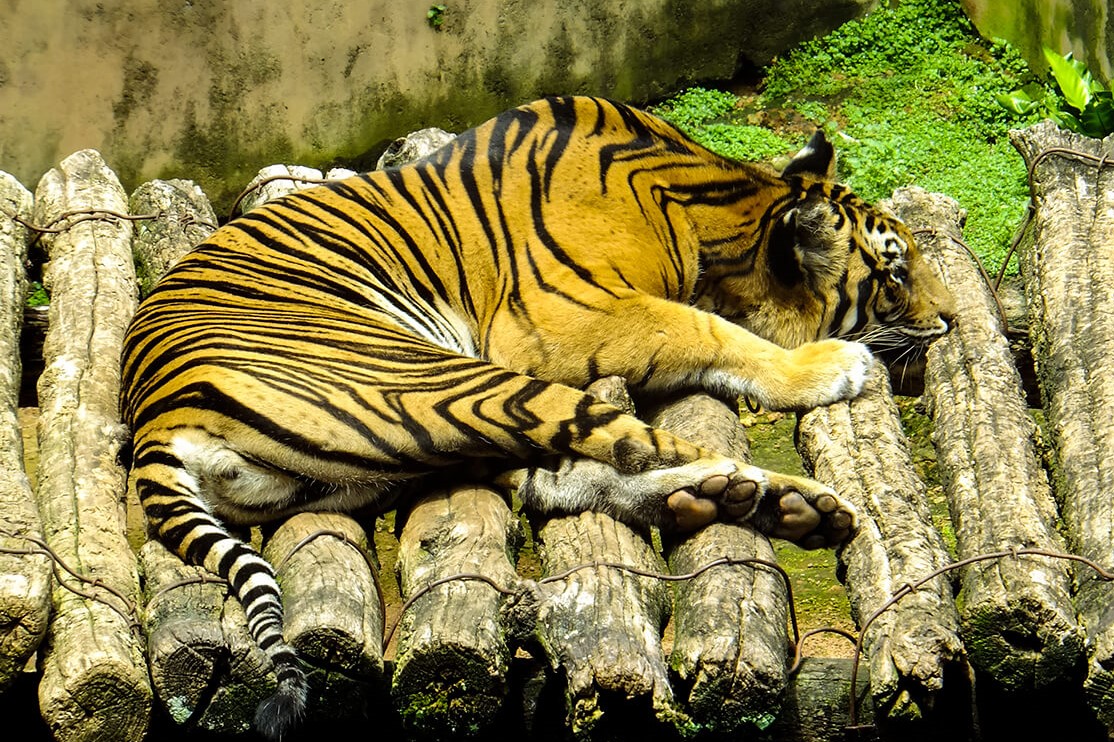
left=653, top=0, right=1048, bottom=277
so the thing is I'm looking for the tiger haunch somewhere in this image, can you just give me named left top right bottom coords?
left=121, top=96, right=954, bottom=738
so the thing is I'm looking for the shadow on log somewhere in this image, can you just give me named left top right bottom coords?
left=140, top=539, right=271, bottom=734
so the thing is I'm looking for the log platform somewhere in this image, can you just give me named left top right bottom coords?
left=2, top=128, right=1114, bottom=740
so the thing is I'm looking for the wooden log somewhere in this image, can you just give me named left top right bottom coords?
left=531, top=377, right=682, bottom=736
left=769, top=658, right=875, bottom=742
left=887, top=186, right=1085, bottom=692
left=534, top=511, right=678, bottom=735
left=238, top=164, right=325, bottom=214
left=1011, top=122, right=1114, bottom=726
left=796, top=361, right=967, bottom=728
left=392, top=484, right=522, bottom=737
left=0, top=171, right=52, bottom=691
left=376, top=128, right=457, bottom=169
left=128, top=178, right=217, bottom=296
left=32, top=149, right=152, bottom=741
left=645, top=392, right=790, bottom=734
left=139, top=539, right=271, bottom=735
left=262, top=512, right=386, bottom=722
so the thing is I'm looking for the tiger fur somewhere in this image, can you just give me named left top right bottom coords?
left=120, top=96, right=955, bottom=738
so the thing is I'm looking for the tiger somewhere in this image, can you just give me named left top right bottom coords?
left=120, top=95, right=955, bottom=738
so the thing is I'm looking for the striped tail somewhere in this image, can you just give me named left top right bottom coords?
left=132, top=439, right=308, bottom=738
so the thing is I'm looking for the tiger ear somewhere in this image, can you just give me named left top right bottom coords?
left=771, top=197, right=844, bottom=286
left=781, top=130, right=836, bottom=181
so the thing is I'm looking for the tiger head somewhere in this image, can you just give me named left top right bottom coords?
left=695, top=130, right=956, bottom=355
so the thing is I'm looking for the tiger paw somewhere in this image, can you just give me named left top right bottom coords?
left=665, top=464, right=765, bottom=531
left=767, top=339, right=874, bottom=410
left=748, top=472, right=855, bottom=549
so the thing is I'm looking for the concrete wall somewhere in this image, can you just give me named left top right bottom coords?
left=962, top=0, right=1114, bottom=83
left=0, top=0, right=874, bottom=210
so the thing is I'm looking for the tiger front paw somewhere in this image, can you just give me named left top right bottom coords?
left=767, top=339, right=874, bottom=410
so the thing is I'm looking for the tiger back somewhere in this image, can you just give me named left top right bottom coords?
left=121, top=96, right=954, bottom=738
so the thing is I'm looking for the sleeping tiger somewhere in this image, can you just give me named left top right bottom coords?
left=121, top=95, right=954, bottom=738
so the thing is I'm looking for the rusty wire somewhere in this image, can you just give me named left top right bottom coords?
left=227, top=173, right=332, bottom=218
left=0, top=529, right=142, bottom=635
left=0, top=168, right=319, bottom=242
left=993, top=144, right=1114, bottom=291
left=0, top=205, right=219, bottom=258
left=384, top=553, right=798, bottom=653
left=387, top=540, right=1114, bottom=734
left=912, top=226, right=1010, bottom=333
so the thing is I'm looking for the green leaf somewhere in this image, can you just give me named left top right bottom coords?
left=1049, top=108, right=1083, bottom=134
left=1044, top=47, right=1092, bottom=111
left=995, top=90, right=1039, bottom=115
left=1080, top=92, right=1114, bottom=137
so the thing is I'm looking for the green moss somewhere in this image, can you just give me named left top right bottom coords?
left=653, top=87, right=800, bottom=163
left=25, top=281, right=48, bottom=308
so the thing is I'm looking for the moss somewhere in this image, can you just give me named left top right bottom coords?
left=25, top=282, right=48, bottom=308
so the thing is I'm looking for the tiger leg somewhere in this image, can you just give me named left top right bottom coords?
left=504, top=457, right=854, bottom=548
left=145, top=344, right=850, bottom=544
left=487, top=293, right=875, bottom=412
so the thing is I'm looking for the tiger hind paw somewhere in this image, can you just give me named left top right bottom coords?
left=748, top=472, right=855, bottom=549
left=666, top=466, right=855, bottom=549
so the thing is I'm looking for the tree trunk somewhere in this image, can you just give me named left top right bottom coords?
left=128, top=178, right=217, bottom=296
left=796, top=361, right=968, bottom=730
left=262, top=512, right=387, bottom=723
left=1011, top=122, right=1114, bottom=725
left=0, top=170, right=51, bottom=691
left=139, top=539, right=271, bottom=735
left=392, top=484, right=522, bottom=737
left=887, top=186, right=1084, bottom=693
left=646, top=392, right=790, bottom=734
left=531, top=377, right=681, bottom=737
left=32, top=149, right=151, bottom=742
